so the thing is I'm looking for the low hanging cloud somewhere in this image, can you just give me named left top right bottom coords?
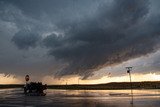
left=0, top=0, right=160, bottom=80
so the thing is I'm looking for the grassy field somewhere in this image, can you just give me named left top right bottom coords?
left=1, top=81, right=160, bottom=90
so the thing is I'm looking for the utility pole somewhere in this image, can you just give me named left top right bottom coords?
left=126, top=67, right=133, bottom=105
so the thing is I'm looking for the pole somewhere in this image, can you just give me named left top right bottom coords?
left=129, top=71, right=133, bottom=104
left=126, top=67, right=133, bottom=105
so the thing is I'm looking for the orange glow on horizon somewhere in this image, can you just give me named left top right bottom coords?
left=0, top=74, right=22, bottom=84
left=1, top=72, right=160, bottom=85
left=42, top=72, right=160, bottom=85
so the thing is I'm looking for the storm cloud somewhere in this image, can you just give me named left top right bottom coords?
left=43, top=0, right=160, bottom=78
left=0, top=0, right=160, bottom=79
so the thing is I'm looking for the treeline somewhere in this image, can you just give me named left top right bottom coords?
left=47, top=81, right=160, bottom=90
left=1, top=81, right=160, bottom=90
left=0, top=84, right=24, bottom=89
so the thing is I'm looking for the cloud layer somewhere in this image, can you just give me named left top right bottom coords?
left=0, top=0, right=160, bottom=79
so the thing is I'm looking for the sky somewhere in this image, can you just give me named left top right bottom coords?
left=0, top=0, right=160, bottom=84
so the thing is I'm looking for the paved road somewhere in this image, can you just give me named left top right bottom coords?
left=0, top=89, right=160, bottom=107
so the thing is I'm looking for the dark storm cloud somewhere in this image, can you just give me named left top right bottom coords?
left=41, top=0, right=160, bottom=79
left=0, top=0, right=160, bottom=79
left=0, top=0, right=103, bottom=78
left=12, top=30, right=41, bottom=49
